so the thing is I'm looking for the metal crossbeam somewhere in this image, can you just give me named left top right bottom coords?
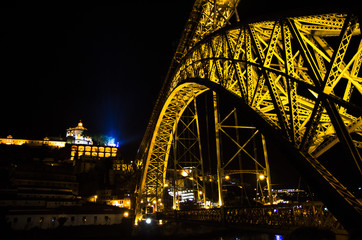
left=135, top=1, right=362, bottom=232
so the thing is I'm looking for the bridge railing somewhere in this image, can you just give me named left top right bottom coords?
left=163, top=202, right=346, bottom=234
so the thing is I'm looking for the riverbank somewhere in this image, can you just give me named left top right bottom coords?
left=3, top=218, right=356, bottom=240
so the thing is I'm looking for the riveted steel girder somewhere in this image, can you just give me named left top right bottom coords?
left=136, top=4, right=362, bottom=233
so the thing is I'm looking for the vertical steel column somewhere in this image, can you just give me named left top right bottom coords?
left=233, top=110, right=245, bottom=206
left=261, top=134, right=273, bottom=205
left=213, top=92, right=223, bottom=207
left=172, top=119, right=179, bottom=210
left=194, top=98, right=207, bottom=208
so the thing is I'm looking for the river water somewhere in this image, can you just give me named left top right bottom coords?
left=7, top=219, right=341, bottom=240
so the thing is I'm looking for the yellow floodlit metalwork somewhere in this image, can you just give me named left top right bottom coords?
left=136, top=0, right=362, bottom=230
left=138, top=83, right=208, bottom=212
left=169, top=13, right=362, bottom=163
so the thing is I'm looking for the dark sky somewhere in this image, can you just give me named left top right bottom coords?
left=0, top=2, right=194, bottom=144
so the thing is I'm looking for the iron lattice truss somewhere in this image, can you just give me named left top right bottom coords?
left=174, top=0, right=240, bottom=63
left=139, top=83, right=208, bottom=204
left=167, top=13, right=362, bottom=214
left=171, top=13, right=362, bottom=159
left=137, top=0, right=362, bottom=231
left=164, top=202, right=346, bottom=234
left=138, top=0, right=242, bottom=205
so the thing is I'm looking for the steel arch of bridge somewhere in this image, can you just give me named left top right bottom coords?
left=136, top=11, right=362, bottom=232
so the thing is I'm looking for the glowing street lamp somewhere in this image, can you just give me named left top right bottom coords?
left=259, top=174, right=266, bottom=180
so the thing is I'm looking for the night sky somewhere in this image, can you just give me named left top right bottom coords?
left=1, top=3, right=196, bottom=144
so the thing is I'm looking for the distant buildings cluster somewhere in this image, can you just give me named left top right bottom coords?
left=0, top=121, right=119, bottom=162
left=0, top=121, right=135, bottom=231
left=0, top=135, right=66, bottom=148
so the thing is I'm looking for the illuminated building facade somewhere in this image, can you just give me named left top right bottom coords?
left=66, top=121, right=93, bottom=145
left=1, top=121, right=118, bottom=161
left=70, top=144, right=117, bottom=161
left=0, top=135, right=66, bottom=148
left=5, top=206, right=128, bottom=230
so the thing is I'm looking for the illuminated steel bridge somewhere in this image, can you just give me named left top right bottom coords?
left=135, top=0, right=362, bottom=234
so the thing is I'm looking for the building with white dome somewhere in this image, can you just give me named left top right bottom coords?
left=66, top=121, right=93, bottom=145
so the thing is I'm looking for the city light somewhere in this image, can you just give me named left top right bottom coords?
left=106, top=137, right=119, bottom=147
left=259, top=174, right=265, bottom=180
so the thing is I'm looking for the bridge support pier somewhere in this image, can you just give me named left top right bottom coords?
left=213, top=92, right=224, bottom=207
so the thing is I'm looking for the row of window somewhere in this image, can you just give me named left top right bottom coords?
left=70, top=151, right=116, bottom=158
left=13, top=215, right=111, bottom=224
left=71, top=145, right=117, bottom=153
left=14, top=180, right=78, bottom=189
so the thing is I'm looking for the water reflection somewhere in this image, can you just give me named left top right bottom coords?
left=215, top=233, right=284, bottom=240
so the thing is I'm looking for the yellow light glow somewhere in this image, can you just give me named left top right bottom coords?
left=225, top=175, right=230, bottom=180
left=259, top=174, right=265, bottom=180
left=181, top=171, right=188, bottom=177
left=124, top=211, right=129, bottom=217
